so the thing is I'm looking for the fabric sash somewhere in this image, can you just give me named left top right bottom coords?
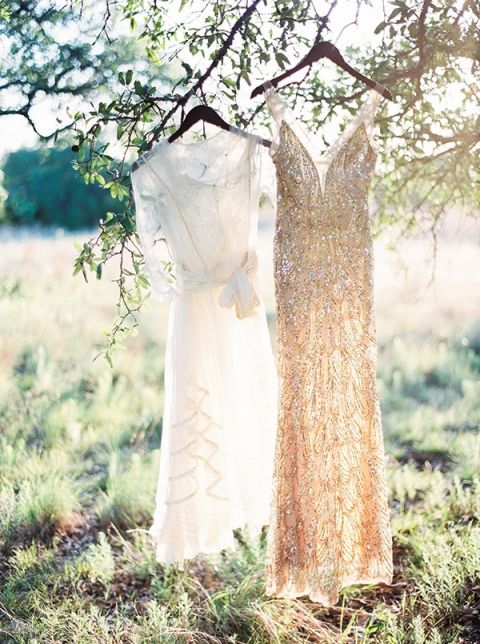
left=175, top=253, right=260, bottom=319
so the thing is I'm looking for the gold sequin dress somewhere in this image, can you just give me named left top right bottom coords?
left=264, top=83, right=393, bottom=605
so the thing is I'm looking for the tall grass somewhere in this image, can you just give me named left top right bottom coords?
left=0, top=223, right=479, bottom=642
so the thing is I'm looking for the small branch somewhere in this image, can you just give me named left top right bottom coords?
left=415, top=0, right=432, bottom=100
left=156, top=0, right=264, bottom=136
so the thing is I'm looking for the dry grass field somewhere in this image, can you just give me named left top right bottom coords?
left=0, top=210, right=479, bottom=643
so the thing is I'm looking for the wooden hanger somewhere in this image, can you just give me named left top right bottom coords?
left=168, top=104, right=271, bottom=146
left=168, top=105, right=232, bottom=143
left=132, top=104, right=271, bottom=173
left=250, top=41, right=393, bottom=101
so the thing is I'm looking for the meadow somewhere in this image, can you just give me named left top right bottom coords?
left=0, top=212, right=479, bottom=643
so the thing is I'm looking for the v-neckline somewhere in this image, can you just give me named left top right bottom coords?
left=265, top=84, right=382, bottom=196
left=281, top=118, right=374, bottom=198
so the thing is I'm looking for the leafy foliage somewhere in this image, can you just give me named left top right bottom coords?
left=2, top=1, right=479, bottom=359
left=0, top=0, right=135, bottom=139
left=66, top=0, right=479, bottom=360
left=1, top=146, right=117, bottom=229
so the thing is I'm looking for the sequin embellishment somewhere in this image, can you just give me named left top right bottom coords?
left=264, top=87, right=394, bottom=606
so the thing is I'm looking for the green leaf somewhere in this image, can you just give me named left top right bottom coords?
left=274, top=52, right=289, bottom=70
left=388, top=7, right=402, bottom=20
left=137, top=274, right=149, bottom=288
left=146, top=47, right=159, bottom=63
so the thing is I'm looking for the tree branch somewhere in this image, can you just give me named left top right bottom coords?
left=155, top=0, right=264, bottom=137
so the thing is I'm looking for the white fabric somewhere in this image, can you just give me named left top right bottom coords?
left=130, top=126, right=278, bottom=562
left=176, top=251, right=260, bottom=319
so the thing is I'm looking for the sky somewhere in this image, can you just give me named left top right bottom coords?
left=0, top=0, right=394, bottom=160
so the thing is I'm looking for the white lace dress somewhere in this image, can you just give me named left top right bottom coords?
left=130, top=125, right=278, bottom=563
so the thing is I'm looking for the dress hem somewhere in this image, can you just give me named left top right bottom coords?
left=265, top=573, right=394, bottom=606
left=149, top=519, right=268, bottom=565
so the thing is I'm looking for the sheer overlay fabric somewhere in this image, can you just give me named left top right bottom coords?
left=130, top=127, right=278, bottom=562
left=264, top=84, right=393, bottom=605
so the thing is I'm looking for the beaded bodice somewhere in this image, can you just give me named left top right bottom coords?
left=264, top=86, right=393, bottom=606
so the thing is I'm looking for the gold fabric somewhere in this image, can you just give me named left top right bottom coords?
left=265, top=86, right=394, bottom=606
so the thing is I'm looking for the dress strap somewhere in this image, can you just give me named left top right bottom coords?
left=357, top=82, right=385, bottom=151
left=264, top=84, right=288, bottom=153
left=264, top=80, right=385, bottom=160
left=365, top=82, right=385, bottom=121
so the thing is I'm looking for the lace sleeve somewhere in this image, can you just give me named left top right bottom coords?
left=130, top=167, right=177, bottom=302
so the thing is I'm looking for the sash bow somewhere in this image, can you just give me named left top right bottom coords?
left=176, top=253, right=260, bottom=319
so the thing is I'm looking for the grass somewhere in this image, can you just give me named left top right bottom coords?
left=0, top=218, right=479, bottom=642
